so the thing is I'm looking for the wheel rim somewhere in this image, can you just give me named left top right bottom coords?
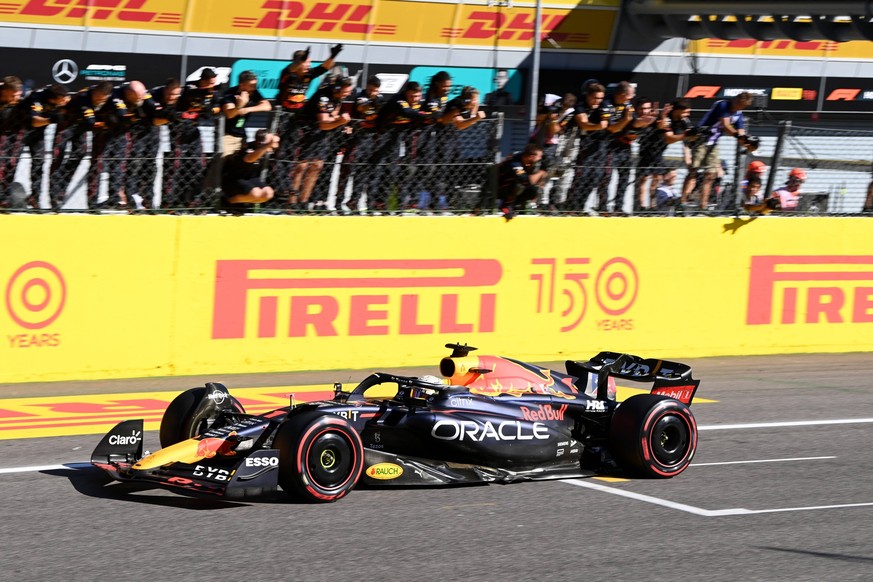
left=650, top=414, right=689, bottom=466
left=307, top=432, right=353, bottom=489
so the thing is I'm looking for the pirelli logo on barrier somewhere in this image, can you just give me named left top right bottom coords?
left=211, top=259, right=501, bottom=339
left=746, top=256, right=873, bottom=325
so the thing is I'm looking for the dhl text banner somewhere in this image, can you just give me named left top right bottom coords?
left=690, top=39, right=873, bottom=60
left=1, top=215, right=871, bottom=383
left=0, top=0, right=618, bottom=50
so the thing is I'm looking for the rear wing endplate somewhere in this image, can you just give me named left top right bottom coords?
left=566, top=351, right=700, bottom=405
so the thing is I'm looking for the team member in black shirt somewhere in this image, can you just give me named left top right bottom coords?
left=164, top=68, right=219, bottom=208
left=14, top=83, right=69, bottom=209
left=369, top=81, right=433, bottom=212
left=0, top=76, right=23, bottom=208
left=221, top=70, right=271, bottom=157
left=127, top=78, right=180, bottom=210
left=495, top=143, right=547, bottom=220
left=290, top=75, right=353, bottom=211
left=49, top=81, right=113, bottom=210
left=564, top=82, right=608, bottom=213
left=271, top=43, right=343, bottom=204
left=88, top=80, right=150, bottom=210
left=221, top=129, right=278, bottom=212
left=337, top=75, right=384, bottom=213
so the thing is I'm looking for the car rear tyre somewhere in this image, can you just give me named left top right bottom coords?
left=609, top=394, right=697, bottom=478
left=274, top=411, right=364, bottom=502
left=159, top=387, right=245, bottom=448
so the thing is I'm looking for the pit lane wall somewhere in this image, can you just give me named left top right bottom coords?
left=2, top=215, right=871, bottom=383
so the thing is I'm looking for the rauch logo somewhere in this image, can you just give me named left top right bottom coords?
left=211, top=259, right=501, bottom=339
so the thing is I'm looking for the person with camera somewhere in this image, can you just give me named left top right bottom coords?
left=220, top=129, right=278, bottom=212
left=681, top=91, right=756, bottom=215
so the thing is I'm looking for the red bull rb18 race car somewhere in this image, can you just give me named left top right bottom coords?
left=91, top=345, right=701, bottom=502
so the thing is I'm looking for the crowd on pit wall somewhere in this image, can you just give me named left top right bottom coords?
left=2, top=46, right=872, bottom=216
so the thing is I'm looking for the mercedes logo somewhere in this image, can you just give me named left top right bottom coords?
left=52, top=59, right=78, bottom=84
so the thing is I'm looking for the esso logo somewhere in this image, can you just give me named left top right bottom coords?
left=245, top=456, right=279, bottom=467
left=5, top=262, right=67, bottom=329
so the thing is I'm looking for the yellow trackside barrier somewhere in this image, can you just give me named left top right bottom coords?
left=1, top=215, right=871, bottom=383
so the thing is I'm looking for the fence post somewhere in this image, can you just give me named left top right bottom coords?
left=731, top=137, right=743, bottom=210
left=260, top=106, right=281, bottom=181
left=482, top=112, right=504, bottom=212
left=201, top=115, right=226, bottom=205
left=765, top=120, right=791, bottom=197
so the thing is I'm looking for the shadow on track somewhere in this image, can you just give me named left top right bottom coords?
left=757, top=546, right=873, bottom=564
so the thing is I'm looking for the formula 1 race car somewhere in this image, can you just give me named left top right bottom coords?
left=91, top=345, right=701, bottom=502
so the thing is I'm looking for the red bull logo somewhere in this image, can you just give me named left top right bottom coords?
left=196, top=437, right=235, bottom=458
left=211, top=259, right=501, bottom=339
left=747, top=255, right=873, bottom=325
left=520, top=404, right=567, bottom=421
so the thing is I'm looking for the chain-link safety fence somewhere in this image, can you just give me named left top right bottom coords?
left=1, top=110, right=872, bottom=216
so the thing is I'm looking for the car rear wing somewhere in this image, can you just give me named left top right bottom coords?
left=566, top=351, right=700, bottom=405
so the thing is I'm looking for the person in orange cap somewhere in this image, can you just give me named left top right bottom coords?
left=744, top=167, right=806, bottom=214
left=741, top=160, right=767, bottom=205
left=771, top=167, right=806, bottom=210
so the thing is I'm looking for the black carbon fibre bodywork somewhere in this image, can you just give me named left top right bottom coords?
left=91, top=349, right=701, bottom=499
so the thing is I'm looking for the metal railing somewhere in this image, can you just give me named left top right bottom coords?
left=1, top=111, right=871, bottom=215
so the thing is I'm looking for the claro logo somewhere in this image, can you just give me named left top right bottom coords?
left=746, top=256, right=873, bottom=325
left=211, top=259, right=501, bottom=339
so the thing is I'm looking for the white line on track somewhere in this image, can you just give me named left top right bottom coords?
left=560, top=479, right=873, bottom=517
left=691, top=456, right=836, bottom=467
left=0, top=463, right=90, bottom=475
left=698, top=418, right=873, bottom=430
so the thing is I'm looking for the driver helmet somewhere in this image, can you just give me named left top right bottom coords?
left=412, top=375, right=444, bottom=399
